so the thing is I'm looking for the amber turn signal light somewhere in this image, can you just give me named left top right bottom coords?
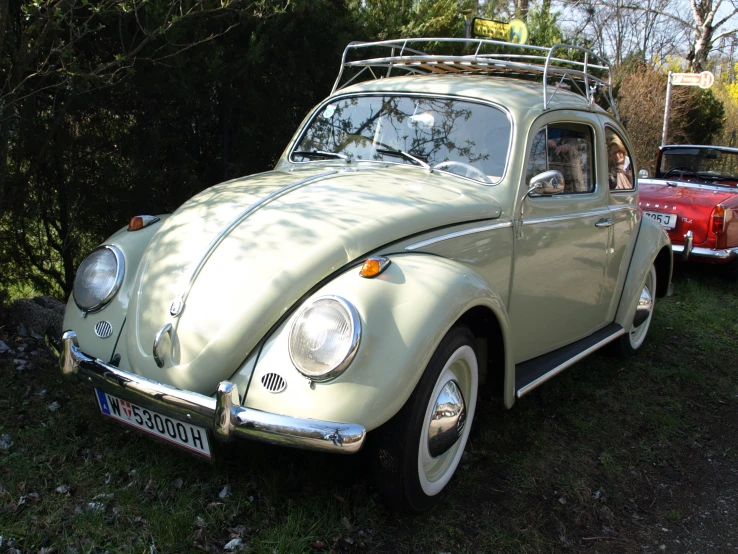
left=359, top=257, right=391, bottom=278
left=128, top=215, right=160, bottom=232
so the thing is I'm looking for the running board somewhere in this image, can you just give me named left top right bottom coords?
left=515, top=323, right=625, bottom=398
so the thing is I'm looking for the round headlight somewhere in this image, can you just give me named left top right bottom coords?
left=73, top=246, right=125, bottom=313
left=288, top=296, right=361, bottom=381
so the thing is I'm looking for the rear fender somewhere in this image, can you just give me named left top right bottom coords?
left=238, top=253, right=512, bottom=431
left=615, top=216, right=672, bottom=329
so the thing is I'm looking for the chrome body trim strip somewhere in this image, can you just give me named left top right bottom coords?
left=671, top=244, right=738, bottom=260
left=405, top=221, right=512, bottom=251
left=516, top=328, right=625, bottom=398
left=172, top=171, right=339, bottom=316
left=522, top=209, right=612, bottom=226
left=52, top=330, right=366, bottom=454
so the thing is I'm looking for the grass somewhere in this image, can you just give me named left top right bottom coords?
left=1, top=264, right=737, bottom=552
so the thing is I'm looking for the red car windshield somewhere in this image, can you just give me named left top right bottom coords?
left=658, top=148, right=738, bottom=186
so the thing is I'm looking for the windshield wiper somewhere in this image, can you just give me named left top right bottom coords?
left=376, top=148, right=431, bottom=171
left=293, top=150, right=348, bottom=161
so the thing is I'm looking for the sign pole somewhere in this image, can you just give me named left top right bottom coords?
left=661, top=72, right=673, bottom=147
left=661, top=70, right=714, bottom=146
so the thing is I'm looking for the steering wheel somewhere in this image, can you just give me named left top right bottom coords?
left=432, top=160, right=492, bottom=184
left=663, top=166, right=698, bottom=180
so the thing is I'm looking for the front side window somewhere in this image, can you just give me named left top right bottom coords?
left=525, top=123, right=594, bottom=193
left=292, top=95, right=511, bottom=183
left=606, top=128, right=635, bottom=191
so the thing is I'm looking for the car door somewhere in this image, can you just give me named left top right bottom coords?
left=509, top=113, right=612, bottom=363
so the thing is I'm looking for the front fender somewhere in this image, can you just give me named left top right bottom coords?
left=238, top=253, right=511, bottom=431
left=615, top=216, right=672, bottom=329
left=61, top=216, right=169, bottom=364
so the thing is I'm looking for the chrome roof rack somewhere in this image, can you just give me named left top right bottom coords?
left=332, top=38, right=619, bottom=120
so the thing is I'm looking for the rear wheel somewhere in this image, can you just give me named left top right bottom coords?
left=614, top=265, right=656, bottom=356
left=369, top=326, right=478, bottom=513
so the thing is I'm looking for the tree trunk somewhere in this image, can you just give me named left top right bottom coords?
left=517, top=0, right=529, bottom=20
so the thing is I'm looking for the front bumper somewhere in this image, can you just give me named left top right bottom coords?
left=48, top=330, right=365, bottom=454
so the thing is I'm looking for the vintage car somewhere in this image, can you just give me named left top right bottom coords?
left=47, top=38, right=672, bottom=512
left=639, top=145, right=738, bottom=278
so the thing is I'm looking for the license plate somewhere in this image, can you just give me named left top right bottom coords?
left=644, top=211, right=677, bottom=230
left=95, top=389, right=211, bottom=457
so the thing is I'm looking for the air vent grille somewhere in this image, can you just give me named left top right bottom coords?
left=260, top=373, right=286, bottom=393
left=94, top=321, right=113, bottom=339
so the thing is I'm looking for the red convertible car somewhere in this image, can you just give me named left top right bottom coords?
left=639, top=145, right=738, bottom=278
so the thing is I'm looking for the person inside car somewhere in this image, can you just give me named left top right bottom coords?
left=607, top=134, right=633, bottom=190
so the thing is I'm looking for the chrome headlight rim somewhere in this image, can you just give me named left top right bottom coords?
left=72, top=245, right=125, bottom=314
left=288, top=295, right=361, bottom=382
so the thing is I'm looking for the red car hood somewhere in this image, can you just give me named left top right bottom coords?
left=639, top=180, right=737, bottom=243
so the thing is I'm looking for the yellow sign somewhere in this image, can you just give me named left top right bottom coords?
left=472, top=17, right=529, bottom=44
left=672, top=71, right=714, bottom=89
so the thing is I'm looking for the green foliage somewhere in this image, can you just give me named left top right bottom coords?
left=526, top=0, right=562, bottom=47
left=685, top=88, right=725, bottom=145
left=0, top=0, right=358, bottom=298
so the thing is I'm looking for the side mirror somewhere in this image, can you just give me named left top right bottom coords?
left=528, top=170, right=565, bottom=197
left=638, top=169, right=649, bottom=179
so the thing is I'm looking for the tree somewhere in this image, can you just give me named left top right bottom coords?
left=561, top=0, right=689, bottom=66
left=0, top=0, right=288, bottom=218
left=0, top=0, right=356, bottom=297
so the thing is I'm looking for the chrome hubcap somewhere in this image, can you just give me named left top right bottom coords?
left=633, top=282, right=653, bottom=327
left=427, top=380, right=466, bottom=458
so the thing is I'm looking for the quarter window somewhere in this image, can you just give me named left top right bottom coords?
left=525, top=123, right=595, bottom=193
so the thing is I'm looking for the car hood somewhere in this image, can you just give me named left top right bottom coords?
left=640, top=180, right=737, bottom=243
left=124, top=165, right=502, bottom=393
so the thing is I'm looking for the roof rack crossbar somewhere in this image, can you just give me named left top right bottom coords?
left=332, top=38, right=618, bottom=119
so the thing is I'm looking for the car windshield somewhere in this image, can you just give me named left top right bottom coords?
left=292, top=95, right=511, bottom=184
left=659, top=148, right=738, bottom=186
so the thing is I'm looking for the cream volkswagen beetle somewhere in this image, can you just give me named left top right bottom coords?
left=49, top=39, right=672, bottom=512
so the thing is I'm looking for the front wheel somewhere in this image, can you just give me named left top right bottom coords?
left=614, top=264, right=656, bottom=356
left=369, top=326, right=478, bottom=512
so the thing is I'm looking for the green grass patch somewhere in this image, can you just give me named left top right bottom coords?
left=1, top=265, right=737, bottom=552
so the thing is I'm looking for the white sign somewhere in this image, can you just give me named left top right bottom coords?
left=672, top=71, right=714, bottom=89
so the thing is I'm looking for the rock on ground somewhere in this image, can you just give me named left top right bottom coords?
left=7, top=296, right=65, bottom=338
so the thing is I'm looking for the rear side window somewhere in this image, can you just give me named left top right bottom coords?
left=525, top=123, right=595, bottom=193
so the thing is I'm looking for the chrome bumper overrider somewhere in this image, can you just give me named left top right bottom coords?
left=48, top=330, right=365, bottom=454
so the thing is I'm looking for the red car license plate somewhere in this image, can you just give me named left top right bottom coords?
left=643, top=211, right=677, bottom=230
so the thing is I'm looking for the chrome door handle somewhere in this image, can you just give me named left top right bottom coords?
left=595, top=218, right=614, bottom=228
